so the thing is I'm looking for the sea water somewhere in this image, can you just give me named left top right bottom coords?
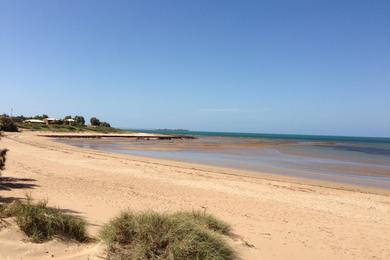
left=56, top=130, right=390, bottom=189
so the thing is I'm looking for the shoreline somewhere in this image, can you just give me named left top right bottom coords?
left=53, top=132, right=390, bottom=196
left=38, top=132, right=196, bottom=140
left=1, top=131, right=390, bottom=259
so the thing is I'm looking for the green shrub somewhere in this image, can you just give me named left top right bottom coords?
left=74, top=115, right=85, bottom=126
left=0, top=115, right=18, bottom=132
left=99, top=122, right=111, bottom=128
left=0, top=148, right=7, bottom=172
left=0, top=200, right=20, bottom=218
left=90, top=117, right=100, bottom=126
left=100, top=211, right=235, bottom=260
left=32, top=114, right=48, bottom=120
left=0, top=133, right=7, bottom=174
left=9, top=198, right=87, bottom=242
left=10, top=115, right=27, bottom=123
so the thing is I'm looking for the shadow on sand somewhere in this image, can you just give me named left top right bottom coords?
left=0, top=176, right=86, bottom=218
left=0, top=176, right=38, bottom=204
left=0, top=177, right=38, bottom=191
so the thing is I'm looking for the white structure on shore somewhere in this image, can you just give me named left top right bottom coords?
left=44, top=118, right=59, bottom=124
left=24, top=119, right=45, bottom=124
left=65, top=118, right=76, bottom=125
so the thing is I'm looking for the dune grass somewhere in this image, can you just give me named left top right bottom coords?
left=1, top=198, right=236, bottom=259
left=171, top=211, right=232, bottom=235
left=100, top=210, right=235, bottom=260
left=1, top=198, right=87, bottom=243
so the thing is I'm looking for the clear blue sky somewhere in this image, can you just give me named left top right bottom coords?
left=1, top=0, right=389, bottom=137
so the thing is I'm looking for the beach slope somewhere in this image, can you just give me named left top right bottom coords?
left=1, top=132, right=389, bottom=259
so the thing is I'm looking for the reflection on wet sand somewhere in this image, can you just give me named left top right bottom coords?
left=56, top=136, right=390, bottom=189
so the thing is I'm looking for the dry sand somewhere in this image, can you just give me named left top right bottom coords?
left=0, top=131, right=389, bottom=260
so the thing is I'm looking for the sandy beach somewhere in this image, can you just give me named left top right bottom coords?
left=1, top=131, right=390, bottom=260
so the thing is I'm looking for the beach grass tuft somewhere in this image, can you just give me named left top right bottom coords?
left=2, top=197, right=87, bottom=243
left=171, top=210, right=232, bottom=235
left=100, top=211, right=235, bottom=260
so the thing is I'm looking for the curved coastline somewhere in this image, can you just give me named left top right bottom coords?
left=1, top=131, right=390, bottom=259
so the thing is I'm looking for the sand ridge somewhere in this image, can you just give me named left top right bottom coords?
left=0, top=131, right=389, bottom=259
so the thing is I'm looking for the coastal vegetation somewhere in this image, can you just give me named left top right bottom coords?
left=90, top=116, right=111, bottom=128
left=100, top=211, right=235, bottom=260
left=0, top=196, right=236, bottom=259
left=0, top=115, right=18, bottom=132
left=0, top=148, right=6, bottom=172
left=18, top=123, right=122, bottom=133
left=2, top=114, right=121, bottom=133
left=0, top=197, right=88, bottom=243
left=1, top=140, right=87, bottom=244
left=171, top=211, right=231, bottom=235
left=0, top=133, right=7, bottom=174
left=90, top=116, right=100, bottom=126
left=74, top=115, right=86, bottom=125
left=0, top=141, right=235, bottom=258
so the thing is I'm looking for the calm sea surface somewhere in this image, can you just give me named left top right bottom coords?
left=56, top=130, right=390, bottom=189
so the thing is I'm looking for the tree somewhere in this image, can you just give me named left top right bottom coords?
left=74, top=116, right=85, bottom=126
left=0, top=115, right=18, bottom=132
left=100, top=122, right=111, bottom=128
left=55, top=119, right=64, bottom=125
left=63, top=115, right=72, bottom=125
left=90, top=117, right=100, bottom=126
left=0, top=133, right=7, bottom=175
left=0, top=148, right=7, bottom=172
left=34, top=114, right=48, bottom=120
left=11, top=115, right=27, bottom=123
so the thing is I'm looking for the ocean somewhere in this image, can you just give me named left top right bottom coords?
left=56, top=130, right=390, bottom=189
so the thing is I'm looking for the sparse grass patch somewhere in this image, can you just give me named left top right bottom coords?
left=0, top=202, right=18, bottom=218
left=2, top=198, right=87, bottom=242
left=100, top=211, right=235, bottom=260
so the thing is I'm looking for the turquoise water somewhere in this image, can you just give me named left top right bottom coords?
left=57, top=130, right=390, bottom=189
left=128, top=129, right=390, bottom=157
left=128, top=129, right=390, bottom=144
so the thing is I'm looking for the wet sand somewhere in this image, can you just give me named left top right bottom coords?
left=57, top=136, right=390, bottom=189
left=1, top=131, right=390, bottom=259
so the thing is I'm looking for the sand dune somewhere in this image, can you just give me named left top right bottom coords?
left=0, top=131, right=389, bottom=259
left=0, top=218, right=104, bottom=260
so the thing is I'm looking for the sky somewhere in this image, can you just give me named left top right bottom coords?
left=0, top=0, right=389, bottom=137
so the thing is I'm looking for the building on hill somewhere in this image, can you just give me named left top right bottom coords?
left=65, top=118, right=76, bottom=125
left=43, top=118, right=59, bottom=125
left=24, top=119, right=45, bottom=124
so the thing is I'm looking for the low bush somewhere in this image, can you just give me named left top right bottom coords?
left=99, top=122, right=111, bottom=128
left=90, top=117, right=100, bottom=126
left=0, top=148, right=7, bottom=172
left=0, top=133, right=7, bottom=174
left=100, top=211, right=235, bottom=260
left=0, top=115, right=18, bottom=132
left=3, top=198, right=87, bottom=242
